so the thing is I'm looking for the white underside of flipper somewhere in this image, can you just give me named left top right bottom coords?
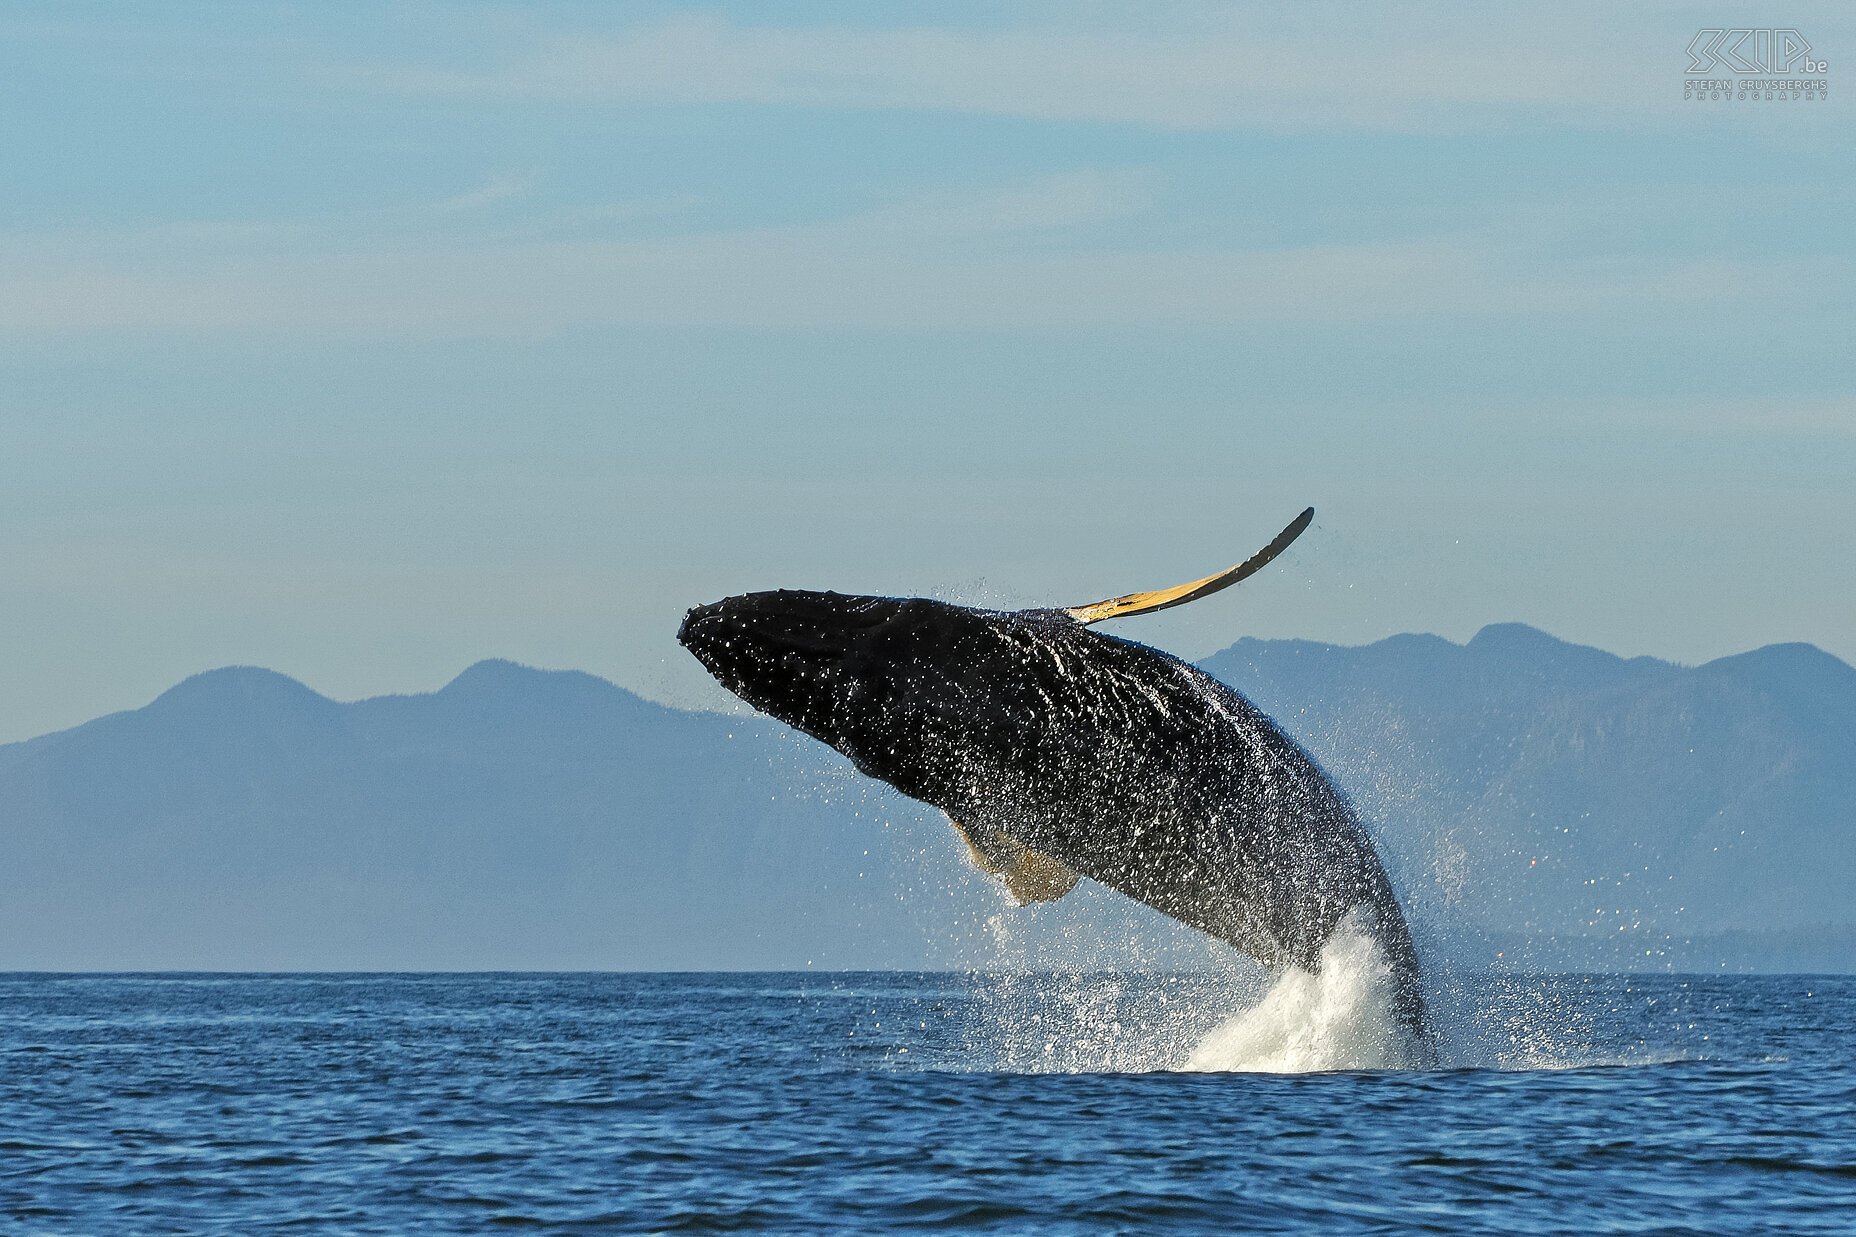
left=947, top=815, right=1080, bottom=905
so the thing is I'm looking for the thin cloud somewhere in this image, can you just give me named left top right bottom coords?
left=342, top=8, right=1775, bottom=133
left=0, top=180, right=701, bottom=269
left=847, top=170, right=1158, bottom=238
left=430, top=172, right=536, bottom=213
left=4, top=177, right=1841, bottom=336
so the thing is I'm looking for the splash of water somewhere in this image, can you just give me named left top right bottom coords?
left=1183, top=915, right=1420, bottom=1073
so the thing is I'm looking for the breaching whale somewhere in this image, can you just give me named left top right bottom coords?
left=678, top=508, right=1431, bottom=1054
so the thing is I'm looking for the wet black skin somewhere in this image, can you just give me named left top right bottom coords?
left=678, top=588, right=1430, bottom=1048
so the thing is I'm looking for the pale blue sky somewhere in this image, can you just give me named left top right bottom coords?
left=4, top=2, right=1853, bottom=740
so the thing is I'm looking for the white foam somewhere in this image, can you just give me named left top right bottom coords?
left=1183, top=917, right=1418, bottom=1073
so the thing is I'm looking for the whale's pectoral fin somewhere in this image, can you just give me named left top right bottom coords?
left=947, top=816, right=1080, bottom=906
left=1000, top=848, right=1082, bottom=905
left=1065, top=506, right=1314, bottom=625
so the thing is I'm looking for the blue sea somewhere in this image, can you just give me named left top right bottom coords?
left=4, top=971, right=1853, bottom=1234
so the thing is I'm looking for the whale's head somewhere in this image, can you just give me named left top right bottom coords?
left=678, top=589, right=1067, bottom=802
left=676, top=508, right=1316, bottom=806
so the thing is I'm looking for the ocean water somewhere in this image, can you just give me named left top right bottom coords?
left=4, top=969, right=1853, bottom=1234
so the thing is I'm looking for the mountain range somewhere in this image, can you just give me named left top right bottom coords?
left=2, top=625, right=1851, bottom=971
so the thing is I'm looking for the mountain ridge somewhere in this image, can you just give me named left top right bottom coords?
left=2, top=632, right=1851, bottom=971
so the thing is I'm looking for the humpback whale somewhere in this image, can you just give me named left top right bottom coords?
left=678, top=508, right=1431, bottom=1054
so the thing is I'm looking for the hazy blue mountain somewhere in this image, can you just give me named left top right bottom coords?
left=3, top=627, right=1852, bottom=972
left=1202, top=625, right=1856, bottom=970
left=0, top=660, right=1208, bottom=971
left=0, top=663, right=882, bottom=969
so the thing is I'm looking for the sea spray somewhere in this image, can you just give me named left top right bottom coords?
left=1184, top=914, right=1420, bottom=1072
left=968, top=967, right=1264, bottom=1074
left=966, top=891, right=1268, bottom=1072
left=959, top=928, right=1421, bottom=1075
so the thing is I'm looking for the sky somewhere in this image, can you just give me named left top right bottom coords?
left=3, top=2, right=1853, bottom=742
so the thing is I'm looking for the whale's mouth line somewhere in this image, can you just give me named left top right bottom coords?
left=677, top=609, right=852, bottom=694
left=678, top=593, right=897, bottom=663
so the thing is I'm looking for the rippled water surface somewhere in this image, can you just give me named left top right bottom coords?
left=4, top=972, right=1853, bottom=1233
